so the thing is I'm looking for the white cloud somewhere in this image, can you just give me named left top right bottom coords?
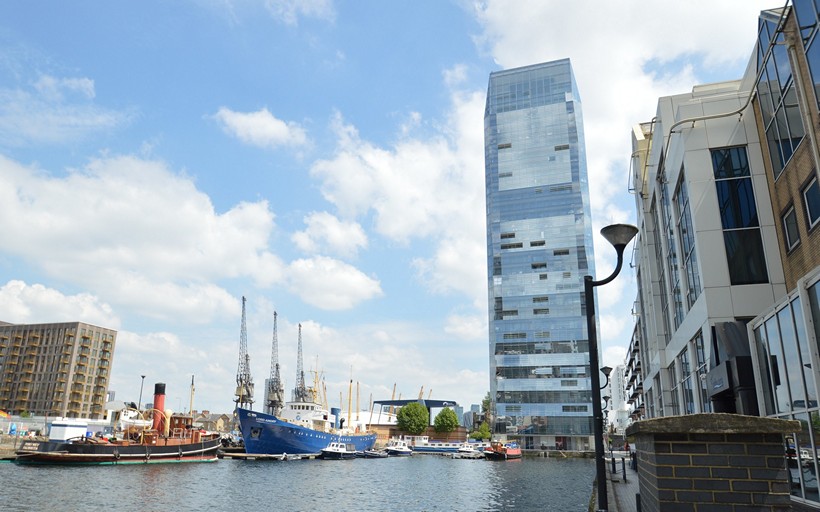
left=0, top=280, right=119, bottom=328
left=285, top=256, right=382, bottom=310
left=0, top=154, right=286, bottom=321
left=213, top=107, right=308, bottom=149
left=264, top=0, right=335, bottom=25
left=311, top=87, right=487, bottom=303
left=0, top=75, right=132, bottom=146
left=444, top=313, right=487, bottom=341
left=291, top=211, right=368, bottom=258
left=34, top=75, right=96, bottom=101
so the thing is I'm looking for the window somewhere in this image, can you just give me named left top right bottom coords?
left=501, top=232, right=516, bottom=239
left=711, top=146, right=769, bottom=285
left=757, top=14, right=805, bottom=177
left=783, top=205, right=800, bottom=251
left=531, top=262, right=547, bottom=269
left=553, top=249, right=569, bottom=256
left=674, top=172, right=701, bottom=308
left=501, top=242, right=523, bottom=250
left=532, top=296, right=549, bottom=303
left=530, top=240, right=545, bottom=247
left=803, top=176, right=820, bottom=230
left=533, top=308, right=550, bottom=315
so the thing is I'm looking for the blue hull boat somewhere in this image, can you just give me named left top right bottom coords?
left=237, top=408, right=377, bottom=455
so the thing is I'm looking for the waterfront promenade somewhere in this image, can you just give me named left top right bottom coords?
left=605, top=451, right=640, bottom=512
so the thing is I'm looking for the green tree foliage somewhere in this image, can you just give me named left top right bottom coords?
left=469, top=422, right=492, bottom=441
left=433, top=407, right=459, bottom=433
left=482, top=392, right=491, bottom=414
left=396, top=402, right=429, bottom=435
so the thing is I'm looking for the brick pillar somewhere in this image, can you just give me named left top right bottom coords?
left=625, top=413, right=798, bottom=511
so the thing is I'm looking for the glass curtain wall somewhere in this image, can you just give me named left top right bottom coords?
left=485, top=59, right=595, bottom=450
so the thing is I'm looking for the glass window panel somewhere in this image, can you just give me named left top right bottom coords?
left=792, top=298, right=817, bottom=409
left=711, top=147, right=750, bottom=179
left=784, top=206, right=801, bottom=250
left=764, top=315, right=791, bottom=414
left=757, top=68, right=776, bottom=128
left=768, top=124, right=786, bottom=177
left=774, top=31, right=793, bottom=88
left=794, top=0, right=819, bottom=41
left=780, top=304, right=807, bottom=410
left=784, top=86, right=806, bottom=143
left=805, top=177, right=820, bottom=229
left=715, top=179, right=760, bottom=229
left=723, top=229, right=769, bottom=285
left=807, top=38, right=820, bottom=111
left=754, top=325, right=777, bottom=415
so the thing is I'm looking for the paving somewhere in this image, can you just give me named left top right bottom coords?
left=605, top=452, right=641, bottom=512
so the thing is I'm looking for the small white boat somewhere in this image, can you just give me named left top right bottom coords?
left=320, top=441, right=358, bottom=460
left=362, top=449, right=389, bottom=458
left=384, top=438, right=413, bottom=456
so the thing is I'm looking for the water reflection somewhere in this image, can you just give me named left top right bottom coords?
left=2, top=456, right=594, bottom=511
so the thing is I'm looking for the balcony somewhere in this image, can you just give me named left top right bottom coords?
left=80, top=336, right=92, bottom=348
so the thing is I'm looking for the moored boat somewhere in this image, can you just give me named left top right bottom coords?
left=319, top=441, right=358, bottom=459
left=384, top=437, right=413, bottom=456
left=15, top=383, right=220, bottom=465
left=483, top=440, right=522, bottom=460
left=238, top=405, right=376, bottom=455
left=401, top=435, right=488, bottom=454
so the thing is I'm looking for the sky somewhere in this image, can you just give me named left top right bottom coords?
left=0, top=0, right=777, bottom=415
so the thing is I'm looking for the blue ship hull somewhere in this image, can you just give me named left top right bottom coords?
left=237, top=408, right=377, bottom=455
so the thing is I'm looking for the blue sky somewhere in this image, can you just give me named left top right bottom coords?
left=0, top=0, right=774, bottom=414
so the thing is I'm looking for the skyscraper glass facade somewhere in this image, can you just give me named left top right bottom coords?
left=484, top=59, right=596, bottom=450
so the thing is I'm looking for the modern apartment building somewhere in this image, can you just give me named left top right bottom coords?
left=484, top=59, right=597, bottom=451
left=627, top=1, right=820, bottom=506
left=629, top=40, right=788, bottom=420
left=748, top=2, right=820, bottom=505
left=0, top=321, right=117, bottom=419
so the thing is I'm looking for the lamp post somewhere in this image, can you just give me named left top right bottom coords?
left=585, top=223, right=638, bottom=512
left=138, top=375, right=146, bottom=411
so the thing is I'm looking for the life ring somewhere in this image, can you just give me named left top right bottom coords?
left=296, top=415, right=301, bottom=421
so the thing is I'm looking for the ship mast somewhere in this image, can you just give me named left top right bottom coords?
left=293, top=323, right=309, bottom=402
left=266, top=311, right=285, bottom=416
left=234, top=297, right=254, bottom=422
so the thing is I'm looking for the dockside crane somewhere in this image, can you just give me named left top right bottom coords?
left=266, top=311, right=285, bottom=416
left=293, top=323, right=310, bottom=402
left=234, top=296, right=254, bottom=422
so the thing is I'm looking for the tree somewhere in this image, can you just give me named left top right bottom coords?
left=469, top=422, right=492, bottom=441
left=396, top=402, right=429, bottom=435
left=434, top=407, right=459, bottom=433
left=481, top=392, right=491, bottom=414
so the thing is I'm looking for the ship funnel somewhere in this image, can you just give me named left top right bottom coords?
left=152, top=383, right=166, bottom=432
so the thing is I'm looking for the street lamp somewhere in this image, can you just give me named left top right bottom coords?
left=138, top=375, right=146, bottom=411
left=585, top=223, right=638, bottom=512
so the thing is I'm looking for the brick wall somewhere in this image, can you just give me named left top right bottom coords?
left=626, top=413, right=799, bottom=511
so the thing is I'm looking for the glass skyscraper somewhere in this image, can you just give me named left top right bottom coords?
left=484, top=59, right=596, bottom=451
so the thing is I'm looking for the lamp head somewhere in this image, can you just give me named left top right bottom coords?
left=600, top=223, right=639, bottom=250
left=601, top=366, right=613, bottom=378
